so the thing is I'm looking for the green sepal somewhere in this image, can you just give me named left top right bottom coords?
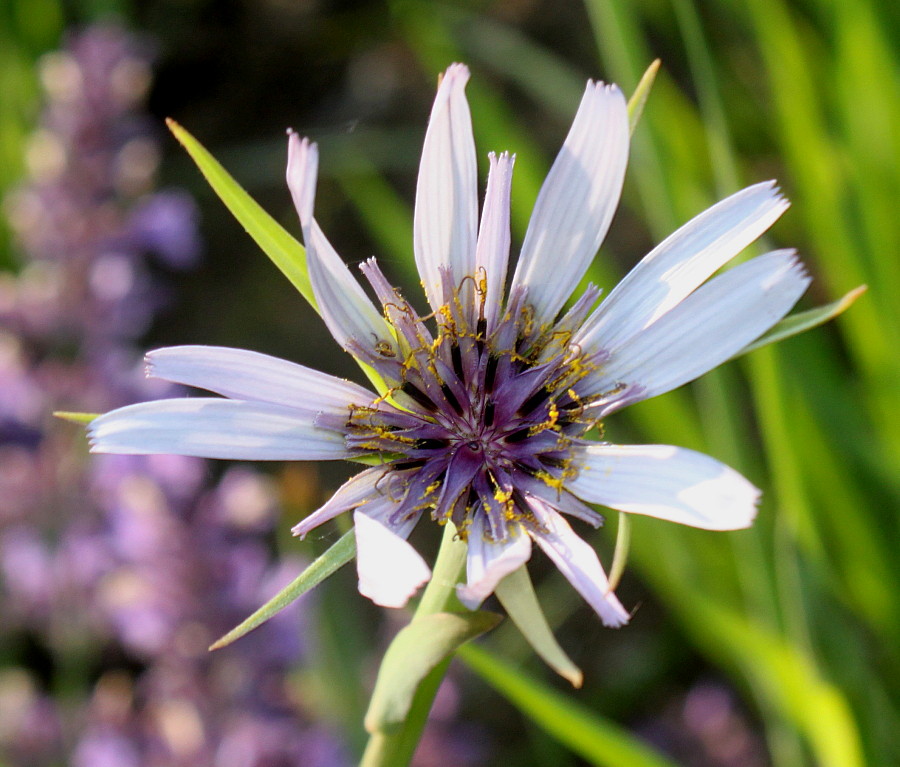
left=166, top=119, right=315, bottom=308
left=495, top=566, right=583, bottom=688
left=209, top=529, right=356, bottom=650
left=607, top=512, right=632, bottom=592
left=53, top=411, right=100, bottom=424
left=364, top=610, right=502, bottom=734
left=734, top=285, right=867, bottom=360
left=627, top=59, right=661, bottom=135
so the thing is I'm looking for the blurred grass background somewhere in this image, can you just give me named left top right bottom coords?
left=1, top=0, right=898, bottom=765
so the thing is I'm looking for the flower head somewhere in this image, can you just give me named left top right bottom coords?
left=89, top=64, right=809, bottom=624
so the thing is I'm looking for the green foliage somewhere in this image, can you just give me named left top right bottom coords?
left=459, top=643, right=680, bottom=767
left=209, top=530, right=355, bottom=650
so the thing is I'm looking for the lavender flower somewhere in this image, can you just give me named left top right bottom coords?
left=3, top=24, right=350, bottom=765
left=89, top=63, right=809, bottom=624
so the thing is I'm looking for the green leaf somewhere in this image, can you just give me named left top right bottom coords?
left=209, top=529, right=356, bottom=650
left=53, top=411, right=100, bottom=424
left=495, top=566, right=582, bottom=688
left=166, top=118, right=316, bottom=309
left=689, top=600, right=866, bottom=767
left=365, top=610, right=502, bottom=734
left=734, top=285, right=867, bottom=359
left=459, top=643, right=679, bottom=767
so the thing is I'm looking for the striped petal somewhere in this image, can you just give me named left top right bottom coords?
left=456, top=516, right=532, bottom=609
left=414, top=63, right=478, bottom=313
left=89, top=398, right=351, bottom=460
left=473, top=151, right=515, bottom=332
left=530, top=504, right=629, bottom=627
left=581, top=250, right=810, bottom=414
left=354, top=510, right=430, bottom=608
left=510, top=81, right=629, bottom=326
left=286, top=133, right=392, bottom=355
left=567, top=444, right=760, bottom=530
left=576, top=181, right=789, bottom=353
left=146, top=345, right=377, bottom=411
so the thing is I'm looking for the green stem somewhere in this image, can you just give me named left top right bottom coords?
left=359, top=523, right=467, bottom=767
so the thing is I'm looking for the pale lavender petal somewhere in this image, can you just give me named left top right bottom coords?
left=510, top=81, right=628, bottom=325
left=286, top=129, right=318, bottom=226
left=358, top=494, right=423, bottom=540
left=577, top=181, right=789, bottom=353
left=146, top=345, right=377, bottom=411
left=291, top=466, right=390, bottom=538
left=567, top=444, right=759, bottom=530
left=287, top=132, right=392, bottom=354
left=456, top=515, right=532, bottom=609
left=474, top=152, right=515, bottom=331
left=530, top=504, right=629, bottom=627
left=581, top=250, right=810, bottom=413
left=354, top=510, right=430, bottom=608
left=89, top=399, right=352, bottom=460
left=414, top=63, right=478, bottom=313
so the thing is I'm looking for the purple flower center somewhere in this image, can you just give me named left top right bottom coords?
left=334, top=262, right=607, bottom=543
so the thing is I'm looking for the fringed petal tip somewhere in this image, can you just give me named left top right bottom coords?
left=286, top=131, right=318, bottom=226
left=439, top=62, right=470, bottom=87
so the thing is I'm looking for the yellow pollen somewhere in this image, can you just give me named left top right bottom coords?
left=493, top=487, right=513, bottom=505
left=535, top=470, right=566, bottom=491
left=529, top=402, right=561, bottom=435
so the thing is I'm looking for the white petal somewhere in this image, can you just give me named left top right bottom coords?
left=456, top=515, right=532, bottom=609
left=474, top=151, right=515, bottom=331
left=510, top=81, right=629, bottom=325
left=287, top=133, right=392, bottom=354
left=567, top=444, right=760, bottom=530
left=354, top=510, right=430, bottom=608
left=291, top=466, right=389, bottom=538
left=582, top=250, right=810, bottom=413
left=577, top=182, right=789, bottom=353
left=89, top=398, right=351, bottom=460
left=146, top=345, right=377, bottom=411
left=530, top=505, right=629, bottom=627
left=414, top=63, right=478, bottom=312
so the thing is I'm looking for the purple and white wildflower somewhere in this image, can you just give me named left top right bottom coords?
left=89, top=64, right=810, bottom=625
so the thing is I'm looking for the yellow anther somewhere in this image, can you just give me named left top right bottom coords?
left=493, top=487, right=513, bottom=505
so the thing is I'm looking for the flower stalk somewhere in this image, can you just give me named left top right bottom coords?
left=360, top=523, right=468, bottom=767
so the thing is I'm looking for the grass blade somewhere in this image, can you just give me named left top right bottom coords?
left=459, top=643, right=679, bottom=767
